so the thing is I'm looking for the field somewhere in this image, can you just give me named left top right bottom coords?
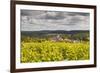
left=21, top=30, right=90, bottom=63
left=21, top=41, right=89, bottom=63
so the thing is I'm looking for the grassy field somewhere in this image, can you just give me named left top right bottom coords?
left=21, top=41, right=90, bottom=63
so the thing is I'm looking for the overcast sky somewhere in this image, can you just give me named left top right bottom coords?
left=21, top=10, right=90, bottom=31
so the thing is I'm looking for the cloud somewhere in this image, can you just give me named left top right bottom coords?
left=21, top=10, right=90, bottom=31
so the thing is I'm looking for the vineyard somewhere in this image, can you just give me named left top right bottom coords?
left=21, top=41, right=90, bottom=63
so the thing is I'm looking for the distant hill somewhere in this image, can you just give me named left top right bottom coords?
left=21, top=30, right=89, bottom=37
left=22, top=30, right=89, bottom=34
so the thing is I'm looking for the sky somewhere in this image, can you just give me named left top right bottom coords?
left=21, top=10, right=90, bottom=31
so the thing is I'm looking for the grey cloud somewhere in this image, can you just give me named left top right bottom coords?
left=21, top=10, right=90, bottom=31
left=21, top=10, right=44, bottom=16
left=67, top=12, right=89, bottom=16
left=34, top=11, right=66, bottom=20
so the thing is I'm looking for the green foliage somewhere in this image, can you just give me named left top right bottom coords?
left=21, top=41, right=90, bottom=63
left=21, top=32, right=89, bottom=43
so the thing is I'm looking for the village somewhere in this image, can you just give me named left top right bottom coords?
left=49, top=34, right=80, bottom=43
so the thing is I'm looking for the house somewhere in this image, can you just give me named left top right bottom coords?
left=50, top=35, right=63, bottom=42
